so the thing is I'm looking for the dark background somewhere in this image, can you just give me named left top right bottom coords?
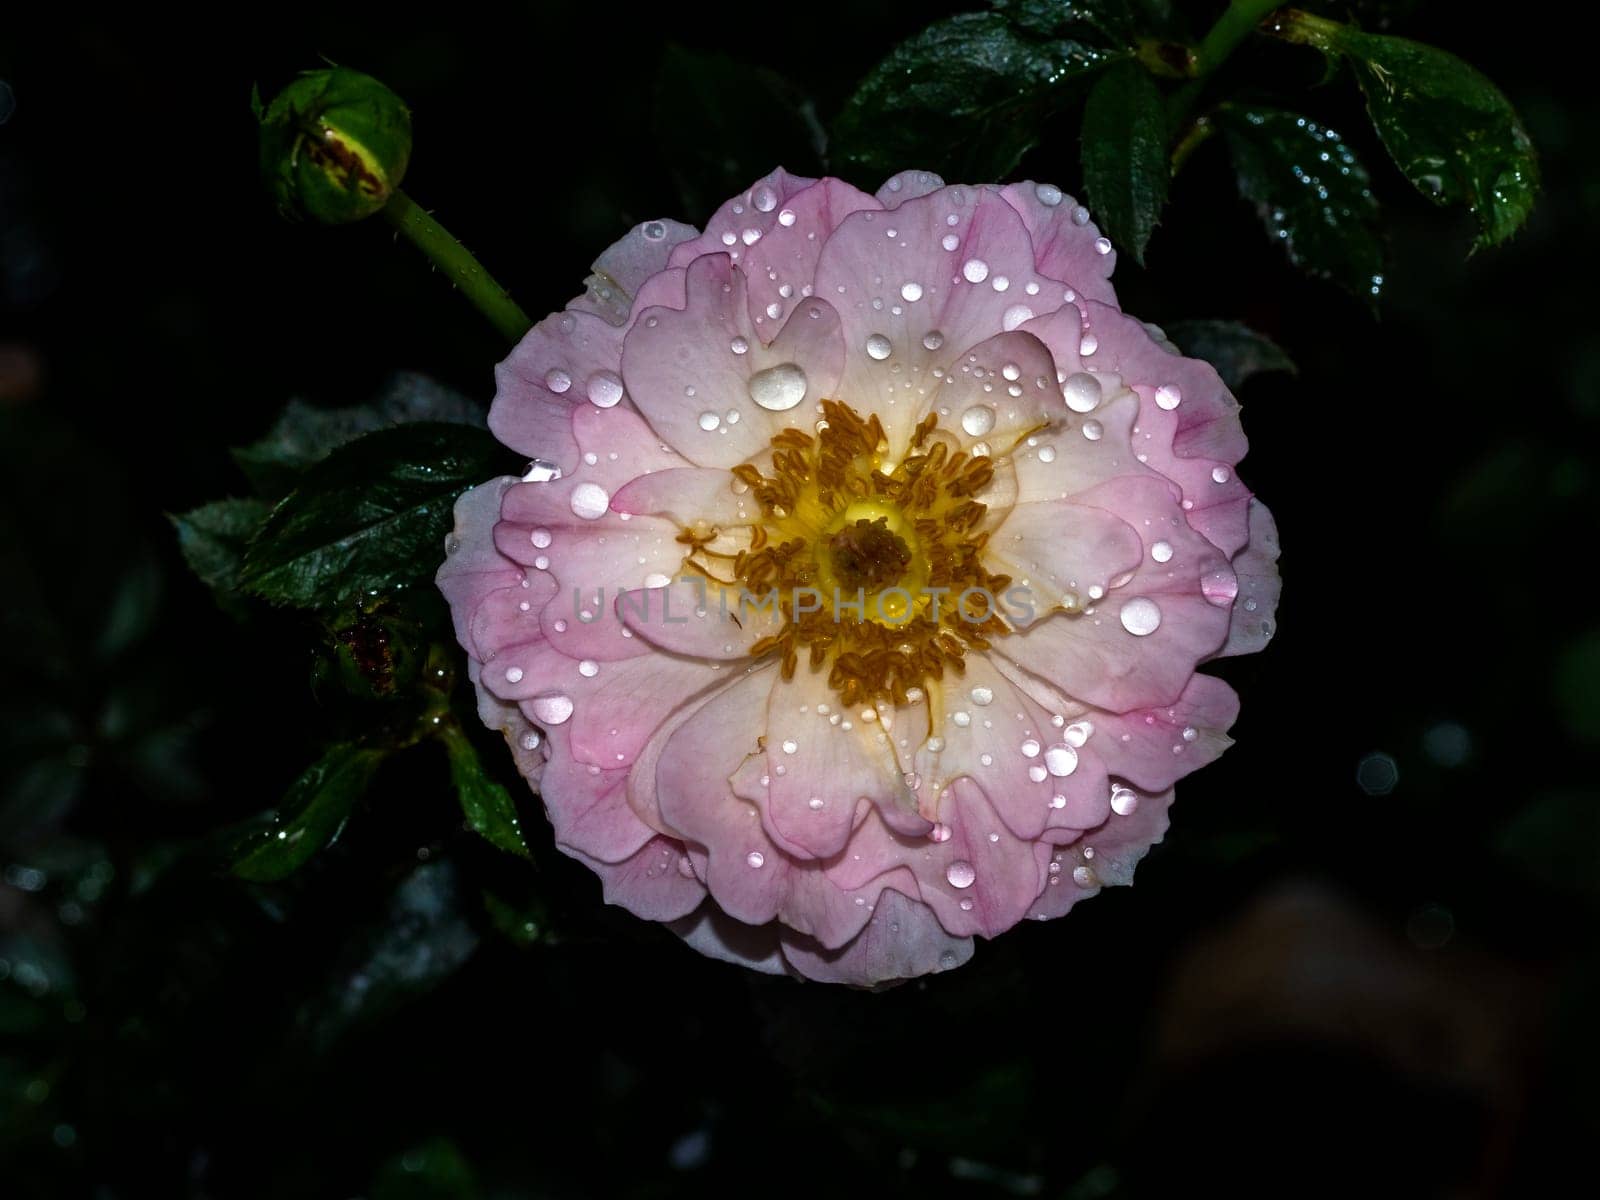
left=2, top=4, right=1596, bottom=1196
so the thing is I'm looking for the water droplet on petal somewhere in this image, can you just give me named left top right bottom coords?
left=545, top=369, right=572, bottom=393
left=746, top=850, right=766, bottom=868
left=900, top=281, right=923, bottom=302
left=531, top=527, right=553, bottom=549
left=1111, top=786, right=1139, bottom=816
left=1062, top=372, right=1101, bottom=413
left=969, top=686, right=994, bottom=706
left=961, top=405, right=996, bottom=437
left=531, top=694, right=574, bottom=725
left=569, top=483, right=610, bottom=520
left=504, top=666, right=524, bottom=683
left=923, top=330, right=945, bottom=351
left=1155, top=384, right=1181, bottom=410
left=865, top=333, right=893, bottom=361
left=962, top=258, right=989, bottom=283
left=1119, top=597, right=1162, bottom=636
left=586, top=371, right=624, bottom=408
left=730, top=335, right=750, bottom=355
left=748, top=362, right=808, bottom=411
left=1044, top=744, right=1078, bottom=776
left=946, top=861, right=976, bottom=889
left=578, top=659, right=599, bottom=678
left=698, top=411, right=721, bottom=431
left=1151, top=540, right=1173, bottom=563
left=1035, top=182, right=1064, bottom=207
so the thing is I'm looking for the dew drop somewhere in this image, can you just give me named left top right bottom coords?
left=578, top=659, right=599, bottom=678
left=1155, top=384, right=1181, bottom=410
left=530, top=527, right=553, bottom=549
left=1044, top=744, right=1078, bottom=777
left=969, top=686, right=994, bottom=706
left=748, top=362, right=808, bottom=411
left=730, top=335, right=750, bottom=355
left=569, top=482, right=610, bottom=520
left=1118, top=596, right=1162, bottom=636
left=544, top=368, right=572, bottom=393
left=1081, top=420, right=1104, bottom=441
left=900, top=281, right=924, bottom=302
left=960, top=405, right=996, bottom=437
left=923, top=330, right=946, bottom=351
left=698, top=411, right=721, bottom=432
left=1035, top=182, right=1064, bottom=207
left=946, top=861, right=976, bottom=889
left=865, top=333, right=893, bottom=361
left=531, top=694, right=574, bottom=725
left=746, top=851, right=766, bottom=868
left=962, top=258, right=990, bottom=283
left=1062, top=372, right=1102, bottom=413
left=778, top=208, right=797, bottom=227
left=504, top=666, right=524, bottom=683
left=1151, top=540, right=1173, bottom=563
left=1212, top=465, right=1232, bottom=484
left=941, top=233, right=960, bottom=251
left=1110, top=785, right=1139, bottom=816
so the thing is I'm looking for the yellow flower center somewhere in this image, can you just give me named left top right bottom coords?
left=691, top=400, right=1017, bottom=707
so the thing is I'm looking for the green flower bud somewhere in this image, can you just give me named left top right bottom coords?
left=257, top=68, right=411, bottom=224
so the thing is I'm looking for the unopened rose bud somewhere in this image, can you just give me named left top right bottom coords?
left=257, top=67, right=411, bottom=224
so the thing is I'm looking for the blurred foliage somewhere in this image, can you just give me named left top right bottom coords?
left=1, top=1, right=1594, bottom=1196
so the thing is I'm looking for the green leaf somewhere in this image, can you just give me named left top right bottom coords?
left=1220, top=105, right=1385, bottom=306
left=1164, top=319, right=1297, bottom=390
left=832, top=11, right=1120, bottom=181
left=238, top=422, right=510, bottom=609
left=233, top=372, right=484, bottom=498
left=442, top=726, right=529, bottom=858
left=996, top=0, right=1184, bottom=43
left=232, top=743, right=384, bottom=881
left=301, top=860, right=478, bottom=1048
left=1080, top=60, right=1169, bottom=264
left=1278, top=15, right=1538, bottom=248
left=653, top=45, right=824, bottom=222
left=170, top=498, right=270, bottom=595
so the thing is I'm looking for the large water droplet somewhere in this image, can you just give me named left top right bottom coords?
left=531, top=694, right=574, bottom=725
left=698, top=411, right=721, bottom=431
left=585, top=371, right=624, bottom=409
left=1118, top=596, right=1162, bottom=636
left=569, top=482, right=610, bottom=520
left=961, top=405, right=996, bottom=437
left=1044, top=744, right=1078, bottom=777
left=545, top=368, right=572, bottom=394
left=1062, top=372, right=1102, bottom=413
left=900, top=282, right=924, bottom=302
left=748, top=362, right=807, bottom=411
left=1110, top=785, right=1139, bottom=816
left=969, top=685, right=994, bottom=706
left=1150, top=540, right=1173, bottom=563
left=865, top=333, right=893, bottom=361
left=946, top=861, right=976, bottom=889
left=746, top=850, right=766, bottom=868
left=962, top=258, right=989, bottom=283
left=1155, top=384, right=1181, bottom=410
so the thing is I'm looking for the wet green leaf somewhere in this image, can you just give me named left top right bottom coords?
left=231, top=743, right=384, bottom=881
left=1164, top=319, right=1297, bottom=390
left=832, top=11, right=1120, bottom=181
left=442, top=726, right=529, bottom=859
left=302, top=860, right=478, bottom=1047
left=170, top=498, right=269, bottom=598
left=1081, top=60, right=1169, bottom=263
left=995, top=0, right=1183, bottom=43
left=238, top=423, right=510, bottom=609
left=1220, top=105, right=1385, bottom=306
left=1278, top=14, right=1538, bottom=248
left=232, top=372, right=484, bottom=498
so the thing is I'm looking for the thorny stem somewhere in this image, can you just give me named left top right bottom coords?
left=382, top=190, right=532, bottom=343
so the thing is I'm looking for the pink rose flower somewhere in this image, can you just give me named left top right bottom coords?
left=437, top=168, right=1281, bottom=985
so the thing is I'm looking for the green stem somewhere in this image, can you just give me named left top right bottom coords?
left=1165, top=1, right=1281, bottom=145
left=382, top=190, right=532, bottom=343
left=1194, top=0, right=1283, bottom=77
